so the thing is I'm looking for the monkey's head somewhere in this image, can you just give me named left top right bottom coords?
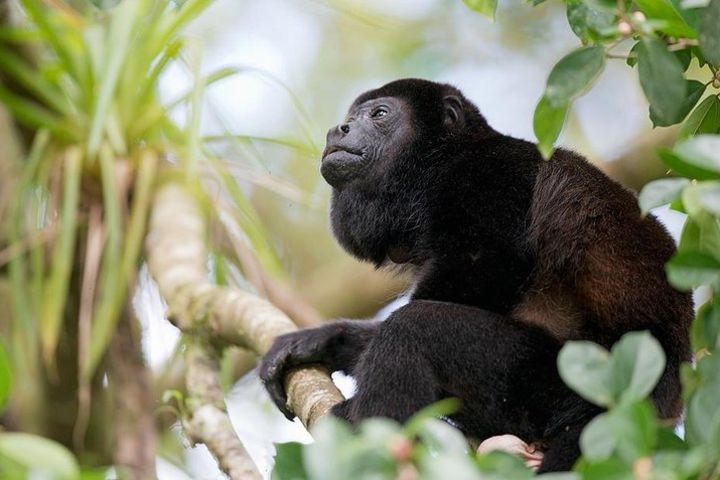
left=321, top=78, right=495, bottom=266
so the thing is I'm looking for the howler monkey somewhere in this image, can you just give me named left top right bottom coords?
left=260, top=79, right=693, bottom=472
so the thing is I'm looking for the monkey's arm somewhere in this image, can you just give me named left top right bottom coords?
left=259, top=320, right=380, bottom=419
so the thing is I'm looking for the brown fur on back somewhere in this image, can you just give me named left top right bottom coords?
left=512, top=150, right=693, bottom=419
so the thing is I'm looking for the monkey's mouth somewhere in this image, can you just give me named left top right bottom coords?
left=322, top=145, right=364, bottom=160
left=321, top=146, right=366, bottom=189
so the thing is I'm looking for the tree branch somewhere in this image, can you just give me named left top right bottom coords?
left=184, top=342, right=261, bottom=480
left=146, top=180, right=344, bottom=471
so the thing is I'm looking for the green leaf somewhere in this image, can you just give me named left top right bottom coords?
left=680, top=95, right=720, bottom=139
left=649, top=80, right=705, bottom=127
left=405, top=397, right=461, bottom=437
left=577, top=457, right=633, bottom=480
left=691, top=302, right=720, bottom=351
left=566, top=1, right=617, bottom=42
left=558, top=342, right=613, bottom=407
left=40, top=147, right=82, bottom=364
left=0, top=432, right=80, bottom=480
left=533, top=95, right=568, bottom=159
left=87, top=0, right=142, bottom=157
left=683, top=180, right=720, bottom=216
left=416, top=419, right=468, bottom=454
left=637, top=37, right=688, bottom=126
left=610, top=401, right=658, bottom=462
left=580, top=414, right=615, bottom=460
left=638, top=178, right=690, bottom=214
left=635, top=0, right=698, bottom=38
left=626, top=42, right=640, bottom=68
left=272, top=442, right=308, bottom=480
left=685, top=356, right=720, bottom=445
left=659, top=148, right=719, bottom=180
left=610, top=332, right=666, bottom=403
left=475, top=451, right=534, bottom=479
left=463, top=0, right=498, bottom=19
left=545, top=46, right=606, bottom=108
left=0, top=341, right=10, bottom=413
left=666, top=250, right=720, bottom=290
left=674, top=134, right=720, bottom=174
left=699, top=0, right=720, bottom=67
left=421, top=452, right=485, bottom=480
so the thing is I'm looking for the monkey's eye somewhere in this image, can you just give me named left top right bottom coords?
left=371, top=107, right=388, bottom=118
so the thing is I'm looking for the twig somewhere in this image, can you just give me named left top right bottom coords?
left=185, top=342, right=261, bottom=480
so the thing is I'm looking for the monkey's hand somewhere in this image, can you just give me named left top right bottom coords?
left=260, top=320, right=379, bottom=420
left=477, top=435, right=545, bottom=471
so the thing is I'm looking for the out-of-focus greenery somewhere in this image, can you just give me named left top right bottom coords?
left=0, top=0, right=282, bottom=475
left=522, top=0, right=720, bottom=157
left=271, top=0, right=720, bottom=479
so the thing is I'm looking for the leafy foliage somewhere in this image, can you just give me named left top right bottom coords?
left=532, top=0, right=720, bottom=158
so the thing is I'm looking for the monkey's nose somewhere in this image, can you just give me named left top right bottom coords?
left=338, top=123, right=350, bottom=134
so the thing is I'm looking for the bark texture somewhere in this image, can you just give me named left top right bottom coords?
left=146, top=181, right=344, bottom=478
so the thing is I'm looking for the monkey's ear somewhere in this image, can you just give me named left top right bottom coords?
left=443, top=95, right=465, bottom=129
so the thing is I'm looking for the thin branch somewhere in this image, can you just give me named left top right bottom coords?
left=185, top=342, right=261, bottom=480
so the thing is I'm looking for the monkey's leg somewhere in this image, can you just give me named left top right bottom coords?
left=535, top=424, right=584, bottom=473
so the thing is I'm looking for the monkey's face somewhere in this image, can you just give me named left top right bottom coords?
left=321, top=96, right=415, bottom=190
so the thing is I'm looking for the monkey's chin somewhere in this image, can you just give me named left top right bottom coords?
left=320, top=151, right=364, bottom=189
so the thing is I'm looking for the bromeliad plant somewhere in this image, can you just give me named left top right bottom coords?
left=0, top=0, right=286, bottom=476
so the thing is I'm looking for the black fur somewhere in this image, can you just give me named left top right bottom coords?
left=260, top=79, right=693, bottom=472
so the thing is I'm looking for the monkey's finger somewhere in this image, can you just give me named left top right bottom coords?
left=525, top=459, right=542, bottom=472
left=259, top=357, right=295, bottom=419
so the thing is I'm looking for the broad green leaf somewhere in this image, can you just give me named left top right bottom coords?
left=674, top=135, right=720, bottom=174
left=545, top=46, right=605, bottom=107
left=666, top=250, right=720, bottom=290
left=463, top=0, right=498, bottom=19
left=638, top=178, right=690, bottom=214
left=678, top=212, right=720, bottom=257
left=577, top=457, right=632, bottom=479
left=0, top=432, right=80, bottom=480
left=580, top=414, right=615, bottom=460
left=405, top=397, right=461, bottom=437
left=359, top=418, right=402, bottom=444
left=475, top=451, right=534, bottom=479
left=609, top=401, right=658, bottom=462
left=558, top=342, right=613, bottom=407
left=533, top=95, right=568, bottom=159
left=691, top=302, right=720, bottom=351
left=650, top=80, right=705, bottom=127
left=421, top=452, right=485, bottom=480
left=680, top=95, right=720, bottom=139
left=416, top=419, right=468, bottom=454
left=635, top=0, right=698, bottom=38
left=682, top=181, right=720, bottom=216
left=272, top=442, right=308, bottom=480
left=537, top=474, right=580, bottom=480
left=0, top=341, right=10, bottom=413
left=637, top=37, right=688, bottom=126
left=659, top=148, right=719, bottom=180
left=699, top=0, right=720, bottom=67
left=626, top=42, right=640, bottom=68
left=566, top=1, right=616, bottom=42
left=610, top=332, right=666, bottom=403
left=685, top=356, right=720, bottom=444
